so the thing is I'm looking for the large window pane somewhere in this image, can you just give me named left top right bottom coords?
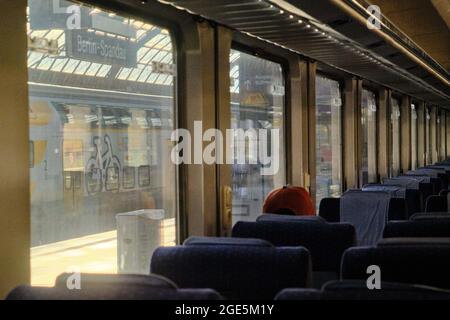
left=28, top=0, right=178, bottom=285
left=361, top=89, right=378, bottom=185
left=440, top=111, right=446, bottom=161
left=447, top=112, right=450, bottom=159
left=426, top=107, right=432, bottom=164
left=390, top=97, right=401, bottom=177
left=315, top=76, right=342, bottom=209
left=230, top=49, right=285, bottom=224
left=411, top=104, right=418, bottom=170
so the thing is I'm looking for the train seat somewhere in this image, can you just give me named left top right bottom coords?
left=319, top=192, right=406, bottom=229
left=6, top=273, right=222, bottom=300
left=256, top=214, right=326, bottom=223
left=150, top=237, right=312, bottom=299
left=425, top=195, right=447, bottom=212
left=384, top=176, right=433, bottom=210
left=342, top=238, right=450, bottom=289
left=318, top=197, right=340, bottom=222
left=408, top=168, right=446, bottom=192
left=274, top=280, right=450, bottom=300
left=362, top=184, right=420, bottom=218
left=231, top=220, right=356, bottom=288
left=383, top=220, right=450, bottom=238
left=422, top=166, right=449, bottom=190
left=340, top=190, right=406, bottom=246
left=410, top=212, right=450, bottom=220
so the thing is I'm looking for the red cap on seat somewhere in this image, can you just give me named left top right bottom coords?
left=263, top=186, right=315, bottom=216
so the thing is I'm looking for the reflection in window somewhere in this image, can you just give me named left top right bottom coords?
left=390, top=97, right=401, bottom=177
left=315, top=76, right=342, bottom=209
left=138, top=165, right=151, bottom=187
left=411, top=104, right=418, bottom=170
left=229, top=49, right=285, bottom=224
left=361, top=89, right=377, bottom=185
left=105, top=167, right=120, bottom=191
left=123, top=166, right=136, bottom=189
left=28, top=1, right=177, bottom=285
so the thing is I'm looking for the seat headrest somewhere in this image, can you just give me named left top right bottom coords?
left=322, top=280, right=450, bottom=293
left=183, top=236, right=273, bottom=247
left=151, top=244, right=311, bottom=299
left=378, top=237, right=450, bottom=247
left=232, top=220, right=355, bottom=272
left=407, top=169, right=439, bottom=178
left=410, top=212, right=450, bottom=221
left=362, top=184, right=406, bottom=198
left=256, top=214, right=325, bottom=223
left=5, top=284, right=224, bottom=300
left=340, top=190, right=391, bottom=246
left=276, top=280, right=450, bottom=300
left=54, top=273, right=176, bottom=289
left=400, top=174, right=431, bottom=183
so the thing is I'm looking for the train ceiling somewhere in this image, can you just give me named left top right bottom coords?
left=159, top=0, right=450, bottom=108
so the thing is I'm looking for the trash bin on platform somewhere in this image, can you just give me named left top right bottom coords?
left=116, top=209, right=165, bottom=274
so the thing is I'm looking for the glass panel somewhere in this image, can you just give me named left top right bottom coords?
left=426, top=108, right=432, bottom=165
left=28, top=0, right=178, bottom=286
left=440, top=111, right=446, bottom=161
left=123, top=166, right=136, bottom=189
left=361, top=89, right=378, bottom=185
left=229, top=49, right=285, bottom=224
left=390, top=97, right=401, bottom=177
left=432, top=108, right=438, bottom=164
left=445, top=112, right=450, bottom=159
left=315, top=76, right=342, bottom=209
left=411, top=104, right=418, bottom=170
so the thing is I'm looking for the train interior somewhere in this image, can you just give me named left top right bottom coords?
left=1, top=0, right=450, bottom=304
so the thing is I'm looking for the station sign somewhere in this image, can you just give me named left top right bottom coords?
left=65, top=30, right=137, bottom=67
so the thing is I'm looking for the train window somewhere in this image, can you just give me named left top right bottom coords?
left=390, top=97, right=401, bottom=177
left=28, top=0, right=178, bottom=285
left=426, top=107, right=432, bottom=164
left=411, top=104, right=418, bottom=170
left=440, top=111, right=446, bottom=161
left=138, top=165, right=151, bottom=187
left=105, top=167, right=120, bottom=191
left=123, top=166, right=135, bottom=189
left=432, top=108, right=438, bottom=163
left=315, top=76, right=342, bottom=209
left=229, top=49, right=286, bottom=224
left=361, top=89, right=378, bottom=185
